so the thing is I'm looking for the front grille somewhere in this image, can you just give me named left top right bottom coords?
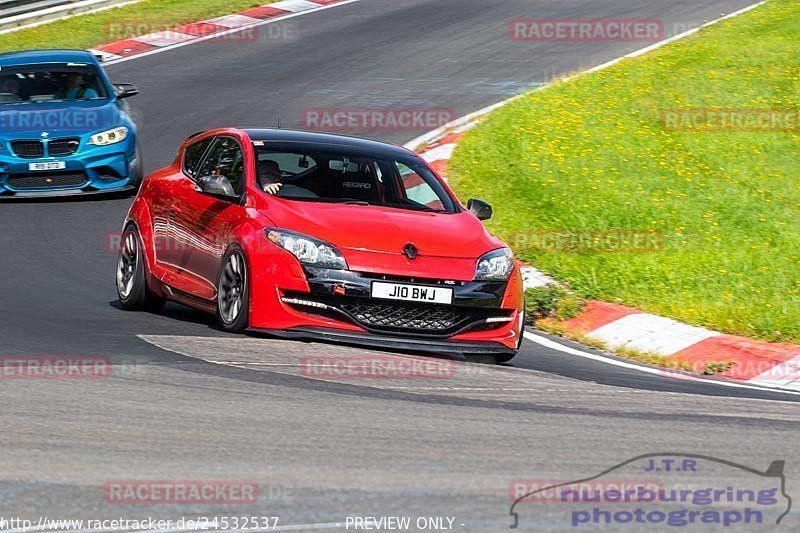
left=48, top=137, right=80, bottom=156
left=341, top=300, right=470, bottom=332
left=10, top=140, right=44, bottom=158
left=7, top=172, right=87, bottom=190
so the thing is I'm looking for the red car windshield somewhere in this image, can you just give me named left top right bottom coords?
left=255, top=147, right=457, bottom=213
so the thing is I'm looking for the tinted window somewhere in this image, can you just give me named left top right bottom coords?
left=258, top=152, right=318, bottom=176
left=254, top=147, right=456, bottom=213
left=183, top=138, right=212, bottom=177
left=197, top=137, right=245, bottom=195
left=0, top=64, right=108, bottom=104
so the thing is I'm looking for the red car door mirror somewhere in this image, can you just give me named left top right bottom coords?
left=196, top=174, right=238, bottom=201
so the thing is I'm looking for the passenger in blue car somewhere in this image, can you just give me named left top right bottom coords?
left=55, top=73, right=99, bottom=100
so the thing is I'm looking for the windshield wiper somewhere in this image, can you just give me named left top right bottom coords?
left=339, top=200, right=370, bottom=206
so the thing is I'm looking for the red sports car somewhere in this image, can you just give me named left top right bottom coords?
left=116, top=128, right=524, bottom=361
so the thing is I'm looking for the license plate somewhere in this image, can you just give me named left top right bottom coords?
left=371, top=281, right=453, bottom=305
left=28, top=162, right=66, bottom=171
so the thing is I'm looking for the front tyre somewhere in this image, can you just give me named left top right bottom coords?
left=493, top=352, right=518, bottom=364
left=116, top=224, right=166, bottom=312
left=217, top=246, right=250, bottom=333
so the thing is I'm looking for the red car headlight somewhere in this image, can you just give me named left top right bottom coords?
left=475, top=248, right=515, bottom=281
left=266, top=228, right=348, bottom=270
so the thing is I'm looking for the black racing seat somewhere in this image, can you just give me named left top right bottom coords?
left=325, top=170, right=381, bottom=202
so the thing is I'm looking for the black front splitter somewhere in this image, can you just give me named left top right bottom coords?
left=247, top=326, right=517, bottom=360
left=0, top=185, right=136, bottom=200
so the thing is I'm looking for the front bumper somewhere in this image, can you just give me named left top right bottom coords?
left=249, top=262, right=525, bottom=353
left=0, top=137, right=137, bottom=197
left=248, top=326, right=517, bottom=359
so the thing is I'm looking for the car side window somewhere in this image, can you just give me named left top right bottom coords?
left=396, top=162, right=445, bottom=211
left=196, top=137, right=245, bottom=196
left=183, top=138, right=212, bottom=178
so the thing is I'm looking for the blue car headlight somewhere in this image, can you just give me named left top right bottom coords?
left=475, top=248, right=515, bottom=281
left=89, top=126, right=128, bottom=146
left=266, top=229, right=348, bottom=270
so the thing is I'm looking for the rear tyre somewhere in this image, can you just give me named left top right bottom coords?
left=216, top=246, right=250, bottom=333
left=116, top=225, right=166, bottom=312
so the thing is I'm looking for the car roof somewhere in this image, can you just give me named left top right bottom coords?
left=243, top=128, right=413, bottom=159
left=0, top=49, right=99, bottom=68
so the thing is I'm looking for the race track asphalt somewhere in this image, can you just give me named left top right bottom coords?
left=2, top=0, right=798, bottom=529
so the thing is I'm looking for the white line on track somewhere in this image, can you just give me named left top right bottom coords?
left=102, top=0, right=365, bottom=67
left=523, top=331, right=800, bottom=398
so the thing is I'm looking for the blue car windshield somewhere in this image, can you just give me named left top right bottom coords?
left=0, top=64, right=109, bottom=105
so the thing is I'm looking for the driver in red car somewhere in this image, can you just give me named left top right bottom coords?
left=258, top=159, right=283, bottom=195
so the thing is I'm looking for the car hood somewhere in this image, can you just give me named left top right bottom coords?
left=260, top=200, right=505, bottom=259
left=0, top=99, right=121, bottom=139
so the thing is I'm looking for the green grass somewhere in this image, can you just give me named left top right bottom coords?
left=0, top=0, right=271, bottom=53
left=450, top=0, right=800, bottom=343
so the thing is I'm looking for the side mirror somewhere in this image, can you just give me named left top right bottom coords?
left=196, top=174, right=238, bottom=201
left=467, top=198, right=493, bottom=221
left=114, top=83, right=139, bottom=99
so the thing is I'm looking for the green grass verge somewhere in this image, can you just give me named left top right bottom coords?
left=450, top=0, right=800, bottom=343
left=0, top=0, right=271, bottom=54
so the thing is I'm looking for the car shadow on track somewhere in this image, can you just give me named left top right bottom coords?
left=109, top=299, right=225, bottom=331
left=110, top=297, right=505, bottom=364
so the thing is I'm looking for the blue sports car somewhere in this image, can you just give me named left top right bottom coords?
left=0, top=49, right=141, bottom=197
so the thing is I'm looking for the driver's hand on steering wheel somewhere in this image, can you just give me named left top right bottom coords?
left=262, top=182, right=283, bottom=195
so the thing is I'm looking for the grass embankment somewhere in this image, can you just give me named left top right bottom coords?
left=0, top=0, right=271, bottom=54
left=450, top=0, right=800, bottom=343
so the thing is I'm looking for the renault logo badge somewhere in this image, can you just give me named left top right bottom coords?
left=403, top=243, right=419, bottom=260
left=41, top=132, right=49, bottom=138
